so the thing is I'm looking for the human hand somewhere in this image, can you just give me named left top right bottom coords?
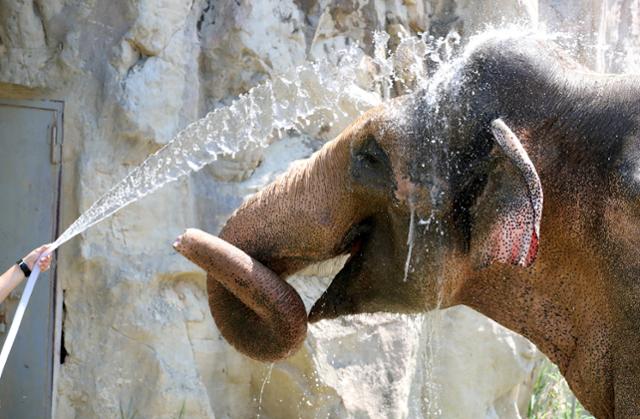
left=23, top=245, right=53, bottom=273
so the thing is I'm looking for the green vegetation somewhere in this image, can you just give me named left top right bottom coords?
left=528, top=359, right=595, bottom=419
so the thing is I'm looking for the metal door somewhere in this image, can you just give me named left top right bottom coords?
left=0, top=99, right=63, bottom=419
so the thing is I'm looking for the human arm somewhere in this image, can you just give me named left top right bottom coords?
left=0, top=246, right=52, bottom=303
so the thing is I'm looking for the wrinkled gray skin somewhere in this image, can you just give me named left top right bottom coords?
left=176, top=33, right=640, bottom=418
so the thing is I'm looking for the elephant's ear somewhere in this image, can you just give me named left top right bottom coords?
left=471, top=119, right=543, bottom=267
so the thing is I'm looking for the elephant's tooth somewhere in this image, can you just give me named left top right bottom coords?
left=294, top=254, right=350, bottom=278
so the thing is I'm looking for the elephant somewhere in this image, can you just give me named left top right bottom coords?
left=174, top=32, right=640, bottom=418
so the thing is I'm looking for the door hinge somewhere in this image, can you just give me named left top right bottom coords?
left=50, top=121, right=61, bottom=164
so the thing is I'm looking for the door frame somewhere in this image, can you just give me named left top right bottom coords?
left=0, top=98, right=64, bottom=418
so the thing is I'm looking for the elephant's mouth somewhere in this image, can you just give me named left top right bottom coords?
left=307, top=219, right=373, bottom=322
left=337, top=218, right=373, bottom=256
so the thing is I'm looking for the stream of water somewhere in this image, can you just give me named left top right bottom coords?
left=256, top=363, right=274, bottom=419
left=50, top=46, right=384, bottom=252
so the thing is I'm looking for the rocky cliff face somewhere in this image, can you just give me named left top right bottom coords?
left=1, top=0, right=633, bottom=417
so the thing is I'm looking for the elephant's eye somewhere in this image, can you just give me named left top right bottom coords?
left=351, top=135, right=393, bottom=190
left=358, top=149, right=381, bottom=167
left=356, top=135, right=386, bottom=168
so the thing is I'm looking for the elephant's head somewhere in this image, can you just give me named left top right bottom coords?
left=175, top=86, right=543, bottom=362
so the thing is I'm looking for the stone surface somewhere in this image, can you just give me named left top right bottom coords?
left=2, top=0, right=635, bottom=418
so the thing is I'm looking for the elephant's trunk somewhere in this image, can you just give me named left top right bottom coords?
left=176, top=135, right=361, bottom=361
left=175, top=229, right=307, bottom=361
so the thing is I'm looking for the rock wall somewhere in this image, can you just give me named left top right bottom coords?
left=1, top=0, right=634, bottom=417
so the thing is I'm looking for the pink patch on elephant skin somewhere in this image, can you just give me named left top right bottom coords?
left=487, top=204, right=539, bottom=267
